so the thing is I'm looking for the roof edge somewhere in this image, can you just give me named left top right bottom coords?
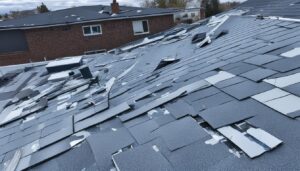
left=0, top=12, right=176, bottom=31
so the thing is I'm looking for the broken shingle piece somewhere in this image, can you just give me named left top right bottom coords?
left=252, top=88, right=289, bottom=103
left=264, top=57, right=300, bottom=72
left=283, top=82, right=300, bottom=97
left=128, top=119, right=159, bottom=144
left=74, top=100, right=109, bottom=122
left=152, top=117, right=207, bottom=151
left=205, top=71, right=235, bottom=85
left=199, top=100, right=255, bottom=129
left=39, top=116, right=74, bottom=149
left=221, top=81, right=274, bottom=100
left=87, top=128, right=135, bottom=171
left=252, top=88, right=300, bottom=118
left=46, top=56, right=82, bottom=73
left=244, top=54, right=281, bottom=66
left=165, top=99, right=197, bottom=118
left=241, top=68, right=277, bottom=82
left=265, top=95, right=300, bottom=116
left=281, top=47, right=300, bottom=58
left=119, top=88, right=185, bottom=122
left=214, top=76, right=247, bottom=89
left=264, top=72, right=300, bottom=88
left=246, top=128, right=282, bottom=149
left=184, top=86, right=220, bottom=102
left=287, top=110, right=300, bottom=118
left=112, top=144, right=173, bottom=171
left=218, top=126, right=266, bottom=158
left=74, top=102, right=131, bottom=132
left=192, top=92, right=234, bottom=112
left=16, top=138, right=73, bottom=171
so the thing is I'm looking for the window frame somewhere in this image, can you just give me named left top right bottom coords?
left=132, top=20, right=150, bottom=36
left=82, top=24, right=102, bottom=36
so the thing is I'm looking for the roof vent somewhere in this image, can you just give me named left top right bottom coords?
left=192, top=33, right=206, bottom=44
left=79, top=65, right=93, bottom=79
left=256, top=15, right=264, bottom=20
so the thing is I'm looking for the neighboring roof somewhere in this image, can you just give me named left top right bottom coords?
left=0, top=5, right=177, bottom=30
left=1, top=0, right=300, bottom=170
left=186, top=0, right=201, bottom=9
left=237, top=0, right=300, bottom=18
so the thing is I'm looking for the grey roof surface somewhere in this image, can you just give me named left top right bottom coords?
left=0, top=5, right=177, bottom=30
left=237, top=0, right=300, bottom=18
left=1, top=1, right=300, bottom=170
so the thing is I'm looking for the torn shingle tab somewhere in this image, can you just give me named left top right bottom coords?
left=199, top=100, right=255, bottom=129
left=221, top=81, right=274, bottom=100
left=281, top=47, right=300, bottom=58
left=264, top=72, right=300, bottom=88
left=246, top=127, right=282, bottom=149
left=74, top=102, right=131, bottom=132
left=112, top=144, right=173, bottom=171
left=241, top=68, right=277, bottom=82
left=252, top=88, right=300, bottom=118
left=152, top=117, right=207, bottom=151
left=205, top=71, right=235, bottom=85
left=46, top=56, right=83, bottom=73
left=218, top=126, right=266, bottom=158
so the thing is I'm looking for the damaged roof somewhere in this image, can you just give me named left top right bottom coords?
left=237, top=0, right=300, bottom=18
left=0, top=5, right=177, bottom=30
left=1, top=0, right=300, bottom=170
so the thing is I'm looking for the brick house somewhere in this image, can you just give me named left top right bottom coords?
left=0, top=0, right=177, bottom=66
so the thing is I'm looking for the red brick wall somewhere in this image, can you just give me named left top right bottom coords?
left=0, top=15, right=174, bottom=66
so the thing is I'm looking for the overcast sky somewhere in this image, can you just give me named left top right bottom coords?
left=0, top=0, right=245, bottom=14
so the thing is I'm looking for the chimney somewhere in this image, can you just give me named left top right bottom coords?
left=111, top=0, right=120, bottom=14
left=200, top=0, right=207, bottom=19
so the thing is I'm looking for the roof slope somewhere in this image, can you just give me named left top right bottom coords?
left=1, top=1, right=300, bottom=171
left=0, top=5, right=177, bottom=30
left=238, top=0, right=300, bottom=18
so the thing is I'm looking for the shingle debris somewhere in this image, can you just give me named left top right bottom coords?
left=1, top=0, right=300, bottom=170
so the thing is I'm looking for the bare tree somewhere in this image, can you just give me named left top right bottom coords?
left=37, top=2, right=50, bottom=13
left=141, top=0, right=156, bottom=7
left=219, top=1, right=241, bottom=11
left=141, top=0, right=192, bottom=9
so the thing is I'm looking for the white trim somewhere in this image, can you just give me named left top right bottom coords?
left=132, top=20, right=150, bottom=36
left=267, top=16, right=300, bottom=23
left=82, top=24, right=102, bottom=36
left=84, top=49, right=106, bottom=55
left=0, top=13, right=175, bottom=31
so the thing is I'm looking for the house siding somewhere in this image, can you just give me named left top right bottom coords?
left=0, top=15, right=174, bottom=66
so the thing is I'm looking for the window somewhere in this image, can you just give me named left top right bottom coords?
left=132, top=20, right=149, bottom=35
left=82, top=25, right=102, bottom=36
left=191, top=13, right=196, bottom=17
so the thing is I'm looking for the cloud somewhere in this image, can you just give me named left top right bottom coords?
left=0, top=0, right=245, bottom=14
left=0, top=0, right=143, bottom=13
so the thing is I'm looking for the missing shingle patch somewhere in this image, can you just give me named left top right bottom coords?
left=281, top=47, right=300, bottom=58
left=218, top=124, right=282, bottom=158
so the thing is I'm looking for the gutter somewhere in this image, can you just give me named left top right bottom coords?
left=0, top=12, right=177, bottom=31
